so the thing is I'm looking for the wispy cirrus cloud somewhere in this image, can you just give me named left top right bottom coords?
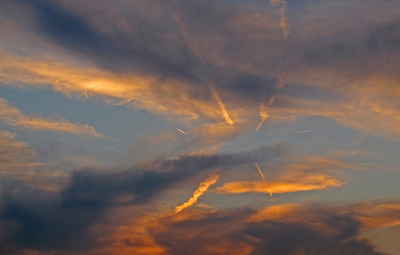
left=1, top=0, right=400, bottom=141
left=269, top=94, right=400, bottom=138
left=0, top=1, right=399, bottom=254
left=0, top=130, right=38, bottom=172
left=0, top=97, right=103, bottom=137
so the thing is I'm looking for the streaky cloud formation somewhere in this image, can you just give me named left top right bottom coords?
left=0, top=131, right=37, bottom=171
left=216, top=174, right=343, bottom=195
left=0, top=0, right=399, bottom=254
left=0, top=98, right=103, bottom=137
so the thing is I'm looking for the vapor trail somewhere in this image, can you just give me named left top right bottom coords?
left=176, top=128, right=186, bottom=134
left=269, top=0, right=290, bottom=89
left=211, top=86, right=234, bottom=125
left=257, top=97, right=274, bottom=131
left=279, top=4, right=290, bottom=38
left=269, top=0, right=290, bottom=38
left=297, top=130, right=313, bottom=134
left=175, top=173, right=219, bottom=213
left=255, top=162, right=273, bottom=197
left=256, top=103, right=269, bottom=132
left=170, top=2, right=234, bottom=126
left=255, top=163, right=266, bottom=183
left=170, top=0, right=204, bottom=63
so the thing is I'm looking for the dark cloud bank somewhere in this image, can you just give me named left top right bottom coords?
left=0, top=145, right=282, bottom=254
left=151, top=205, right=386, bottom=255
left=0, top=144, right=387, bottom=254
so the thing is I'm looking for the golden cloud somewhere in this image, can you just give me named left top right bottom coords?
left=216, top=174, right=344, bottom=195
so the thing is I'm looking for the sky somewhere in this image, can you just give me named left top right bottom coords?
left=0, top=0, right=400, bottom=254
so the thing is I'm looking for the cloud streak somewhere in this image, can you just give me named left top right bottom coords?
left=0, top=97, right=103, bottom=137
left=217, top=174, right=343, bottom=195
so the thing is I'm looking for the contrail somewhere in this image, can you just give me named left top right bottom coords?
left=170, top=2, right=234, bottom=126
left=175, top=173, right=219, bottom=213
left=279, top=4, right=290, bottom=38
left=297, top=130, right=313, bottom=134
left=269, top=0, right=290, bottom=89
left=170, top=0, right=204, bottom=63
left=176, top=128, right=186, bottom=134
left=256, top=103, right=269, bottom=131
left=255, top=163, right=266, bottom=183
left=255, top=162, right=272, bottom=197
left=211, top=86, right=234, bottom=125
left=269, top=0, right=290, bottom=38
left=256, top=97, right=274, bottom=131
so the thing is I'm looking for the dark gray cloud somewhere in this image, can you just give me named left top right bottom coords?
left=2, top=0, right=400, bottom=110
left=4, top=0, right=203, bottom=82
left=0, top=0, right=282, bottom=106
left=293, top=19, right=400, bottom=72
left=0, top=144, right=282, bottom=253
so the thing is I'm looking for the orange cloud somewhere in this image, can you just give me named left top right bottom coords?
left=217, top=156, right=348, bottom=195
left=0, top=52, right=241, bottom=126
left=216, top=174, right=343, bottom=195
left=354, top=202, right=400, bottom=230
left=0, top=97, right=103, bottom=137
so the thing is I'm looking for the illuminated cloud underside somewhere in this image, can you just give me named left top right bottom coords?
left=217, top=174, right=344, bottom=194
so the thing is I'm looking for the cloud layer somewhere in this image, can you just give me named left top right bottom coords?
left=0, top=0, right=399, bottom=254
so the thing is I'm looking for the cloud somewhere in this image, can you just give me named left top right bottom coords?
left=217, top=156, right=347, bottom=195
left=0, top=130, right=44, bottom=185
left=216, top=174, right=343, bottom=195
left=1, top=0, right=399, bottom=141
left=149, top=202, right=393, bottom=255
left=279, top=4, right=290, bottom=38
left=0, top=1, right=399, bottom=254
left=0, top=144, right=282, bottom=253
left=269, top=94, right=400, bottom=138
left=256, top=103, right=269, bottom=131
left=0, top=130, right=38, bottom=172
left=0, top=51, right=237, bottom=123
left=210, top=86, right=235, bottom=125
left=0, top=98, right=103, bottom=137
left=0, top=130, right=68, bottom=192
